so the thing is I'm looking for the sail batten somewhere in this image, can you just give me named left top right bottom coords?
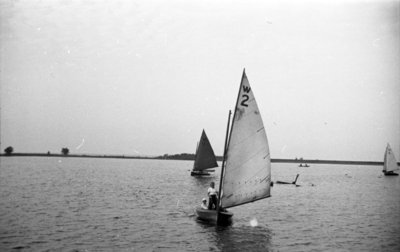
left=220, top=70, right=271, bottom=209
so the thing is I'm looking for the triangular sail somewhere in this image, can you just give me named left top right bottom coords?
left=192, top=130, right=218, bottom=172
left=384, top=143, right=399, bottom=173
left=220, top=70, right=271, bottom=209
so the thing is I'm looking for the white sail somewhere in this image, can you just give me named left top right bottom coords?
left=220, top=70, right=271, bottom=209
left=383, top=143, right=399, bottom=173
left=193, top=130, right=218, bottom=172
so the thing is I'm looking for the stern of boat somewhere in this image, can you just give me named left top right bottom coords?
left=195, top=208, right=233, bottom=224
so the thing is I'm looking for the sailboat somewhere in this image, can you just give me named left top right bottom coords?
left=190, top=130, right=219, bottom=176
left=383, top=143, right=399, bottom=176
left=195, top=69, right=272, bottom=224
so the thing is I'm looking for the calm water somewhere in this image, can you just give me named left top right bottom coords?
left=0, top=157, right=399, bottom=251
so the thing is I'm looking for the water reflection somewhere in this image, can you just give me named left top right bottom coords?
left=195, top=219, right=272, bottom=252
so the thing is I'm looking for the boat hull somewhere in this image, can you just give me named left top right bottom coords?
left=190, top=171, right=212, bottom=176
left=276, top=181, right=293, bottom=184
left=383, top=171, right=399, bottom=176
left=195, top=208, right=233, bottom=224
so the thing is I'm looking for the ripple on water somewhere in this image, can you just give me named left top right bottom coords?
left=1, top=158, right=400, bottom=251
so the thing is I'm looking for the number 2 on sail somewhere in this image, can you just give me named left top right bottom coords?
left=240, top=95, right=249, bottom=107
left=240, top=85, right=251, bottom=107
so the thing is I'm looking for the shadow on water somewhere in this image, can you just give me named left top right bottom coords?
left=195, top=220, right=273, bottom=252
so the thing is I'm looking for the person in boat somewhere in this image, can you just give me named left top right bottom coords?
left=200, top=198, right=208, bottom=210
left=207, top=182, right=218, bottom=210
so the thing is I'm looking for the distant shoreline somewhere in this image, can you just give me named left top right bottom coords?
left=0, top=152, right=393, bottom=166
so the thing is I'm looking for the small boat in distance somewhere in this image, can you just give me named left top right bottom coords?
left=299, top=163, right=309, bottom=167
left=190, top=130, right=218, bottom=176
left=383, top=143, right=399, bottom=176
left=195, top=69, right=272, bottom=224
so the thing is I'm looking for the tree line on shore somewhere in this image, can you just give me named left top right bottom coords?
left=3, top=146, right=70, bottom=156
left=2, top=146, right=217, bottom=161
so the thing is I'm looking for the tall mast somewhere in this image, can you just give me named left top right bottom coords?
left=216, top=110, right=232, bottom=222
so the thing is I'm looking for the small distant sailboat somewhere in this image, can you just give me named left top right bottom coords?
left=383, top=143, right=399, bottom=176
left=195, top=69, right=271, bottom=224
left=190, top=130, right=218, bottom=176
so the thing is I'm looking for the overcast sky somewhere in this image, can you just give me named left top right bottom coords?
left=1, top=0, right=399, bottom=161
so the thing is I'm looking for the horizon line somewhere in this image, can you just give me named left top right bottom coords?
left=0, top=152, right=393, bottom=166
